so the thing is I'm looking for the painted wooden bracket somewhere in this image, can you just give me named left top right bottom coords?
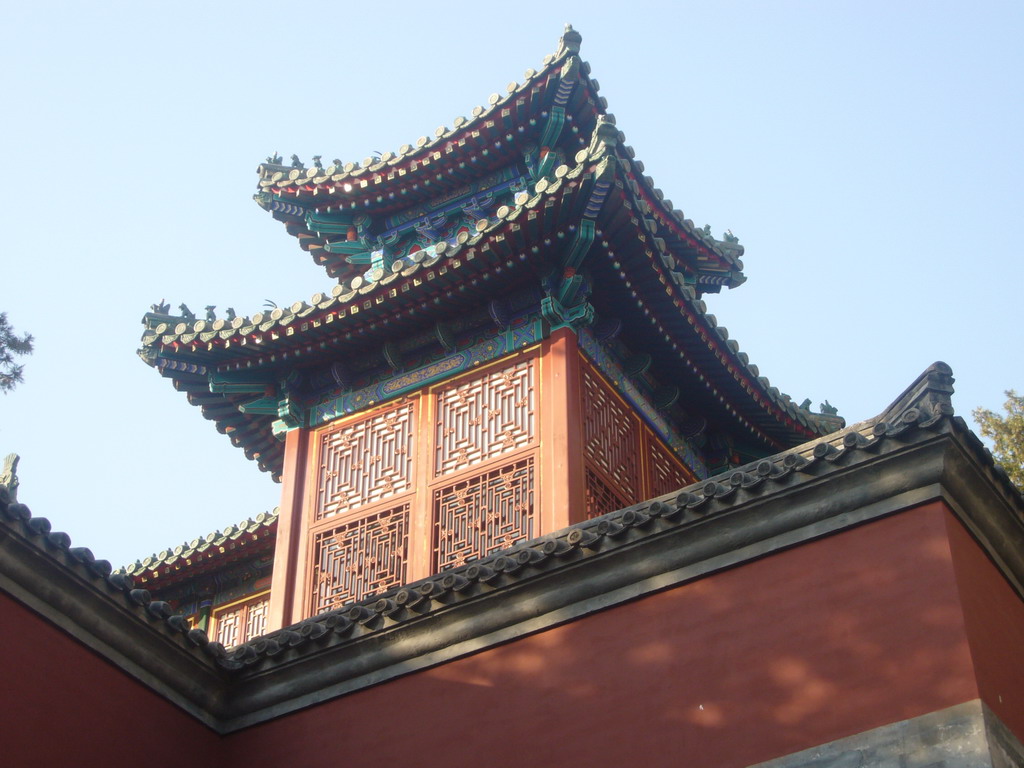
left=277, top=395, right=302, bottom=429
left=412, top=212, right=450, bottom=242
left=522, top=143, right=540, bottom=177
left=324, top=214, right=374, bottom=259
left=564, top=218, right=596, bottom=272
left=556, top=272, right=586, bottom=308
left=535, top=107, right=566, bottom=180
left=305, top=210, right=355, bottom=236
left=533, top=56, right=580, bottom=180
left=238, top=396, right=279, bottom=415
left=270, top=394, right=305, bottom=440
left=208, top=370, right=275, bottom=395
left=541, top=295, right=595, bottom=330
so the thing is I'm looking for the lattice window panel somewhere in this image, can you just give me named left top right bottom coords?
left=581, top=367, right=640, bottom=501
left=214, top=607, right=243, bottom=648
left=316, top=401, right=415, bottom=521
left=213, top=594, right=269, bottom=648
left=244, top=596, right=269, bottom=640
left=648, top=434, right=694, bottom=498
left=435, top=359, right=536, bottom=477
left=585, top=467, right=629, bottom=520
left=310, top=504, right=410, bottom=615
left=433, top=458, right=534, bottom=570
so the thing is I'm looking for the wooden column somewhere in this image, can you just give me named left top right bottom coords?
left=266, top=427, right=310, bottom=631
left=407, top=392, right=435, bottom=584
left=540, top=327, right=585, bottom=533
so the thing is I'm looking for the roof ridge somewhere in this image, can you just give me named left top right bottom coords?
left=255, top=25, right=583, bottom=191
left=140, top=133, right=612, bottom=338
left=877, top=361, right=955, bottom=425
left=139, top=130, right=838, bottom=471
left=137, top=142, right=613, bottom=477
left=0, top=484, right=230, bottom=671
left=119, top=507, right=279, bottom=575
left=605, top=118, right=744, bottom=275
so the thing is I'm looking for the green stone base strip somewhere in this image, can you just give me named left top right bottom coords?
left=751, top=700, right=1024, bottom=768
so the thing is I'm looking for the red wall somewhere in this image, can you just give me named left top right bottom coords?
left=226, top=502, right=978, bottom=768
left=947, top=510, right=1024, bottom=739
left=6, top=503, right=1007, bottom=767
left=0, top=592, right=221, bottom=768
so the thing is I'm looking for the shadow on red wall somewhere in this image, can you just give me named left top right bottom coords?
left=225, top=502, right=979, bottom=768
left=4, top=502, right=1008, bottom=768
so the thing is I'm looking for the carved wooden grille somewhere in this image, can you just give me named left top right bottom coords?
left=648, top=435, right=694, bottom=498
left=213, top=593, right=269, bottom=648
left=585, top=467, right=628, bottom=519
left=581, top=367, right=640, bottom=501
left=435, top=359, right=536, bottom=476
left=433, top=458, right=534, bottom=570
left=316, top=401, right=415, bottom=521
left=246, top=595, right=269, bottom=640
left=311, top=504, right=410, bottom=614
left=214, top=607, right=243, bottom=648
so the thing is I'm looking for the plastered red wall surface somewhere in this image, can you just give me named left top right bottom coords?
left=947, top=508, right=1024, bottom=740
left=0, top=592, right=222, bottom=768
left=2, top=503, right=995, bottom=767
left=225, top=502, right=978, bottom=768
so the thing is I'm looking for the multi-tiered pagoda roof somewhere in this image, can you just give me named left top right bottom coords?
left=139, top=26, right=842, bottom=479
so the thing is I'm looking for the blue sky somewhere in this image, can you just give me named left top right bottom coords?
left=2, top=1, right=1021, bottom=567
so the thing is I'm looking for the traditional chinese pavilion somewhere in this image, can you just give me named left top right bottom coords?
left=133, top=24, right=841, bottom=640
left=2, top=27, right=1024, bottom=768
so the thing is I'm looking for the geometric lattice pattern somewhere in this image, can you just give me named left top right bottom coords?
left=433, top=457, right=534, bottom=571
left=435, top=359, right=535, bottom=477
left=213, top=593, right=270, bottom=648
left=214, top=606, right=243, bottom=648
left=585, top=467, right=629, bottom=520
left=310, top=504, right=410, bottom=615
left=648, top=435, right=695, bottom=498
left=316, top=401, right=415, bottom=521
left=581, top=366, right=640, bottom=501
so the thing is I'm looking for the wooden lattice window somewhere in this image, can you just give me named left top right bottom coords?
left=585, top=467, right=628, bottom=520
left=433, top=458, right=535, bottom=570
left=581, top=365, right=641, bottom=501
left=648, top=434, right=694, bottom=498
left=430, top=356, right=538, bottom=571
left=307, top=398, right=418, bottom=617
left=302, top=354, right=541, bottom=618
left=310, top=503, right=410, bottom=614
left=212, top=593, right=269, bottom=648
left=315, top=400, right=415, bottom=521
left=435, top=358, right=536, bottom=476
left=580, top=357, right=697, bottom=517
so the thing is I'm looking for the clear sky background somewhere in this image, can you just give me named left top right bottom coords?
left=2, top=1, right=1021, bottom=568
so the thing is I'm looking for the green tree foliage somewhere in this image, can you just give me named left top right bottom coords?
left=973, top=391, right=1024, bottom=489
left=0, top=313, right=34, bottom=393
